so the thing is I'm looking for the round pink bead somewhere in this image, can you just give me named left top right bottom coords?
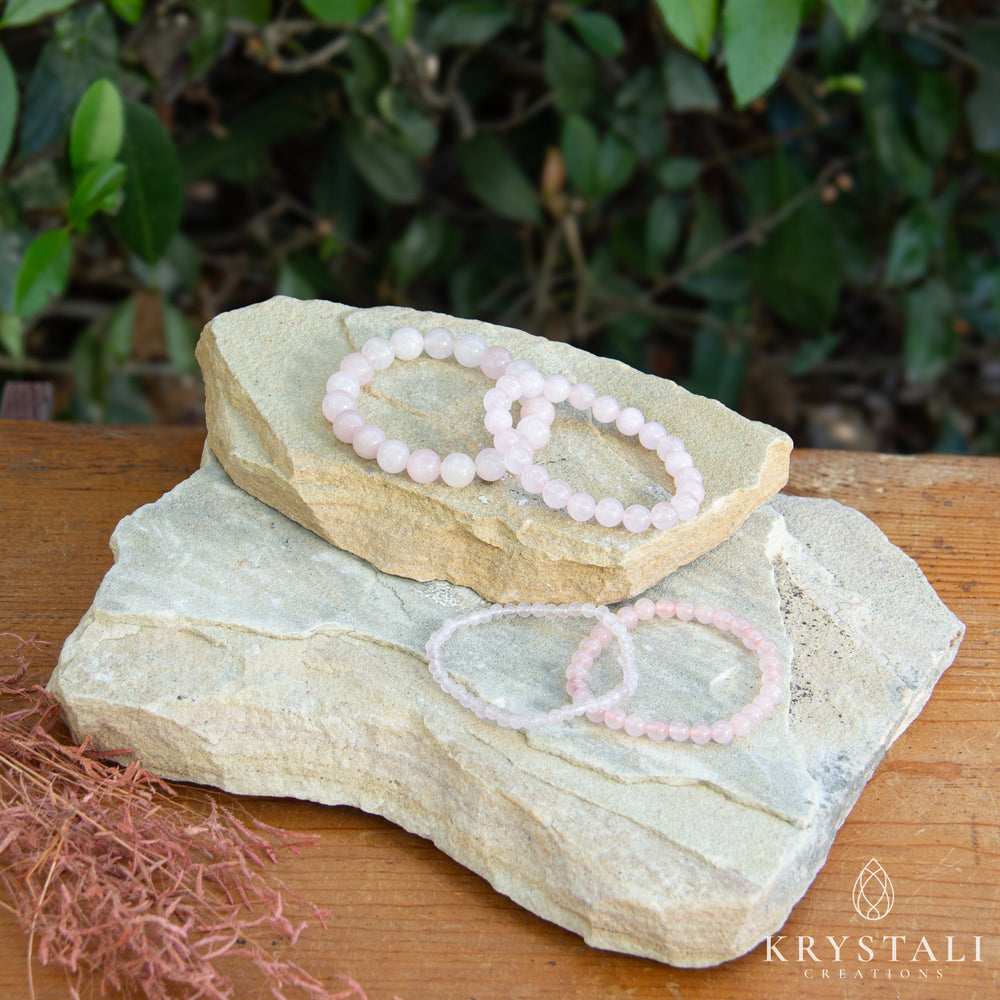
left=495, top=373, right=521, bottom=400
left=638, top=421, right=667, bottom=449
left=422, top=326, right=454, bottom=359
left=516, top=416, right=551, bottom=449
left=321, top=389, right=356, bottom=423
left=615, top=406, right=644, bottom=436
left=440, top=452, right=476, bottom=488
left=761, top=682, right=784, bottom=704
left=664, top=450, right=695, bottom=475
left=762, top=667, right=783, bottom=684
left=543, top=374, right=571, bottom=403
left=669, top=718, right=690, bottom=742
left=493, top=428, right=521, bottom=452
left=758, top=639, right=780, bottom=657
left=730, top=617, right=752, bottom=635
left=711, top=721, right=735, bottom=745
left=484, top=409, right=513, bottom=433
left=753, top=694, right=777, bottom=717
left=672, top=493, right=701, bottom=520
left=568, top=382, right=597, bottom=410
left=650, top=502, right=678, bottom=530
left=339, top=352, right=374, bottom=385
left=622, top=504, right=651, bottom=533
left=326, top=370, right=359, bottom=396
left=407, top=448, right=441, bottom=484
left=595, top=497, right=624, bottom=527
left=624, top=714, right=647, bottom=738
left=332, top=409, right=365, bottom=443
left=690, top=723, right=712, bottom=746
left=483, top=387, right=511, bottom=411
left=603, top=709, right=627, bottom=730
left=570, top=650, right=594, bottom=669
left=475, top=448, right=507, bottom=482
left=655, top=597, right=676, bottom=619
left=656, top=435, right=685, bottom=457
left=504, top=445, right=534, bottom=475
left=760, top=654, right=783, bottom=672
left=585, top=707, right=604, bottom=724
left=352, top=423, right=386, bottom=459
left=646, top=719, right=670, bottom=742
left=520, top=464, right=549, bottom=494
left=389, top=325, right=423, bottom=360
left=591, top=395, right=620, bottom=423
left=566, top=492, right=597, bottom=522
left=675, top=600, right=695, bottom=621
left=579, top=638, right=602, bottom=657
left=712, top=608, right=734, bottom=630
left=520, top=395, right=556, bottom=424
left=743, top=704, right=766, bottom=726
left=505, top=359, right=534, bottom=377
left=518, top=369, right=545, bottom=398
left=678, top=480, right=706, bottom=503
left=361, top=336, right=394, bottom=370
left=454, top=333, right=487, bottom=368
left=634, top=598, right=656, bottom=621
left=694, top=603, right=715, bottom=624
left=730, top=712, right=754, bottom=737
left=742, top=627, right=765, bottom=649
left=479, top=345, right=513, bottom=379
left=616, top=606, right=639, bottom=628
left=376, top=439, right=410, bottom=474
left=542, top=479, right=572, bottom=509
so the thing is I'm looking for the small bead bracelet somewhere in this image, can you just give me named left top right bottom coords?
left=482, top=364, right=704, bottom=533
left=567, top=597, right=784, bottom=745
left=323, top=326, right=534, bottom=487
left=425, top=602, right=638, bottom=730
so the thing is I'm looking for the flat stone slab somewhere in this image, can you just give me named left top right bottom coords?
left=196, top=297, right=792, bottom=603
left=48, top=453, right=963, bottom=967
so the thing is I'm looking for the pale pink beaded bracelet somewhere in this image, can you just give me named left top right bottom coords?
left=482, top=363, right=704, bottom=533
left=567, top=596, right=784, bottom=745
left=322, top=326, right=532, bottom=487
left=425, top=602, right=638, bottom=730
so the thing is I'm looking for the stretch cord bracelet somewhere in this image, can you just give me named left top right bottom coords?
left=567, top=597, right=785, bottom=745
left=322, top=326, right=533, bottom=487
left=482, top=365, right=704, bottom=533
left=425, top=602, right=638, bottom=730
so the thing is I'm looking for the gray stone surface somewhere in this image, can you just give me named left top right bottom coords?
left=49, top=453, right=964, bottom=967
left=196, top=297, right=793, bottom=603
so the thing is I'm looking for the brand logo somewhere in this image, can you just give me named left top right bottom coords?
left=852, top=859, right=895, bottom=921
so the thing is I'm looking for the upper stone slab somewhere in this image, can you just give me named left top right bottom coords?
left=197, top=297, right=792, bottom=603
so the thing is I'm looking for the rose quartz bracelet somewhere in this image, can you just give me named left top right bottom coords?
left=322, top=326, right=536, bottom=487
left=482, top=361, right=704, bottom=533
left=425, top=602, right=638, bottom=730
left=566, top=597, right=785, bottom=745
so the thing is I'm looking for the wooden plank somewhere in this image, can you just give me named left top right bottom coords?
left=1, top=427, right=996, bottom=999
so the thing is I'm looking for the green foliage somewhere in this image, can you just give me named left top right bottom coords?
left=0, top=0, right=995, bottom=453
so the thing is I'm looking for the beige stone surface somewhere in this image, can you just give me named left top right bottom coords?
left=196, top=297, right=792, bottom=603
left=49, top=454, right=964, bottom=967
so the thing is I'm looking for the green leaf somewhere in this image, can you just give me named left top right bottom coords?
left=0, top=312, right=25, bottom=361
left=162, top=302, right=198, bottom=374
left=561, top=114, right=599, bottom=196
left=69, top=78, right=124, bottom=176
left=653, top=0, right=718, bottom=59
left=0, top=45, right=17, bottom=169
left=656, top=156, right=701, bottom=190
left=904, top=279, right=955, bottom=382
left=106, top=0, right=144, bottom=24
left=685, top=326, right=749, bottom=408
left=66, top=160, right=127, bottom=228
left=18, top=4, right=118, bottom=158
left=386, top=0, right=414, bottom=43
left=645, top=194, right=681, bottom=265
left=883, top=204, right=936, bottom=289
left=915, top=72, right=959, bottom=163
left=426, top=1, right=514, bottom=48
left=570, top=10, right=625, bottom=59
left=300, top=0, right=374, bottom=21
left=13, top=228, right=72, bottom=317
left=104, top=296, right=135, bottom=366
left=595, top=131, right=637, bottom=196
left=681, top=189, right=749, bottom=302
left=276, top=258, right=320, bottom=300
left=391, top=214, right=447, bottom=289
left=663, top=48, right=720, bottom=112
left=543, top=21, right=598, bottom=114
left=228, top=0, right=271, bottom=24
left=343, top=119, right=422, bottom=204
left=109, top=101, right=182, bottom=264
left=723, top=0, right=802, bottom=106
left=965, top=29, right=1000, bottom=153
left=827, top=0, right=867, bottom=37
left=458, top=133, right=541, bottom=225
left=788, top=330, right=838, bottom=376
left=0, top=0, right=75, bottom=28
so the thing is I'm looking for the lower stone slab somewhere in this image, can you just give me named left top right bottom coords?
left=48, top=452, right=964, bottom=967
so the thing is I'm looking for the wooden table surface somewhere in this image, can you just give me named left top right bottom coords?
left=1, top=422, right=997, bottom=999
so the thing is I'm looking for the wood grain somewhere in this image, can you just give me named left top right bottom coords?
left=1, top=425, right=996, bottom=1000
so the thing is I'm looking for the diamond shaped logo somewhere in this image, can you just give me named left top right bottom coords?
left=852, top=858, right=895, bottom=921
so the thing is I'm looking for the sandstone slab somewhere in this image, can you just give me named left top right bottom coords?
left=49, top=453, right=964, bottom=967
left=196, top=297, right=792, bottom=603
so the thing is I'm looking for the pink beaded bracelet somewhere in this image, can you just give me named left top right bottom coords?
left=482, top=362, right=704, bottom=533
left=322, top=326, right=535, bottom=487
left=567, top=597, right=785, bottom=745
left=425, top=602, right=638, bottom=730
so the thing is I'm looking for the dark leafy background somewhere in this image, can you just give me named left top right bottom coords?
left=1, top=0, right=998, bottom=453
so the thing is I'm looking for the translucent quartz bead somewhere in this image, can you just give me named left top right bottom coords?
left=566, top=492, right=596, bottom=522
left=474, top=448, right=507, bottom=482
left=595, top=497, right=624, bottom=527
left=339, top=352, right=374, bottom=385
left=361, top=336, right=394, bottom=370
left=352, top=424, right=386, bottom=460
left=332, top=409, right=365, bottom=443
left=484, top=409, right=513, bottom=434
left=567, top=381, right=597, bottom=410
left=406, top=448, right=441, bottom=484
left=542, top=479, right=572, bottom=509
left=326, top=370, right=360, bottom=396
left=650, top=502, right=678, bottom=530
left=520, top=395, right=556, bottom=424
left=321, top=390, right=356, bottom=422
left=638, top=420, right=667, bottom=449
left=543, top=373, right=571, bottom=402
left=622, top=504, right=651, bottom=533
left=453, top=333, right=487, bottom=367
left=520, top=464, right=549, bottom=494
left=615, top=406, right=644, bottom=436
left=591, top=395, right=620, bottom=423
left=479, top=345, right=513, bottom=379
left=389, top=325, right=424, bottom=360
left=441, top=452, right=476, bottom=488
left=376, top=439, right=410, bottom=474
left=516, top=416, right=551, bottom=449
left=422, top=326, right=455, bottom=359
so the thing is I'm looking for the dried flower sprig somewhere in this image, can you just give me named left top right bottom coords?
left=0, top=635, right=365, bottom=1000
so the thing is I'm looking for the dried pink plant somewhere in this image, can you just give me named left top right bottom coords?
left=0, top=635, right=366, bottom=1000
